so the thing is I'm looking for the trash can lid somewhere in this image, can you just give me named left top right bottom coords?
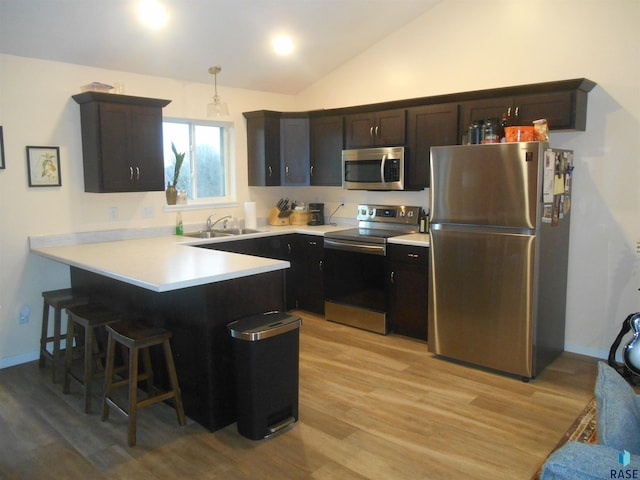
left=227, top=311, right=301, bottom=341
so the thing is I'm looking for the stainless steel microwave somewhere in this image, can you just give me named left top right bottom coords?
left=342, top=146, right=405, bottom=190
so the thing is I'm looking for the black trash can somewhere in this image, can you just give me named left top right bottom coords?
left=227, top=311, right=302, bottom=440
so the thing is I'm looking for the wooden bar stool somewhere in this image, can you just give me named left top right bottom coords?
left=102, top=320, right=186, bottom=447
left=39, top=289, right=89, bottom=383
left=63, top=304, right=121, bottom=413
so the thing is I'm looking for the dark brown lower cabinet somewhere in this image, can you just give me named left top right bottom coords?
left=295, top=235, right=324, bottom=315
left=387, top=244, right=429, bottom=341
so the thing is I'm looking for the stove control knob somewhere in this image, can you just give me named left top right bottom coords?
left=368, top=209, right=374, bottom=216
left=407, top=211, right=414, bottom=217
left=360, top=208, right=367, bottom=215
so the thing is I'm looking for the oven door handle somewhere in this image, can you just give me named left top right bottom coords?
left=324, top=238, right=386, bottom=256
left=380, top=154, right=387, bottom=183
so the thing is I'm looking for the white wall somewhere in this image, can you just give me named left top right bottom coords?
left=297, top=0, right=640, bottom=358
left=0, top=55, right=298, bottom=366
left=1, top=0, right=638, bottom=366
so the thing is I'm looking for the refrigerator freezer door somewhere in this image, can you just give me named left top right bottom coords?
left=430, top=142, right=544, bottom=229
left=428, top=226, right=535, bottom=378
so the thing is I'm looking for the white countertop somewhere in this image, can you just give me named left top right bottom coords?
left=388, top=232, right=431, bottom=247
left=29, top=224, right=429, bottom=293
left=30, top=235, right=290, bottom=292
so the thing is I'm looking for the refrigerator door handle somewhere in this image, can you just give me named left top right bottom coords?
left=431, top=223, right=535, bottom=236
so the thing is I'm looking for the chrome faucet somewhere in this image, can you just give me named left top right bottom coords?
left=206, top=214, right=232, bottom=231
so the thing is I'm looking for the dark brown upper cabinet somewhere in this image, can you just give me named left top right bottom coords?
left=72, top=92, right=171, bottom=193
left=245, top=110, right=281, bottom=186
left=345, top=109, right=406, bottom=148
left=280, top=115, right=310, bottom=186
left=458, top=80, right=595, bottom=141
left=406, top=103, right=459, bottom=189
left=245, top=110, right=310, bottom=186
left=309, top=114, right=343, bottom=186
left=244, top=79, right=595, bottom=188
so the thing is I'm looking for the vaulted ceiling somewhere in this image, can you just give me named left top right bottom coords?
left=0, top=0, right=440, bottom=94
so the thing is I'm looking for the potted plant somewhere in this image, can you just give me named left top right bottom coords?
left=166, top=142, right=185, bottom=205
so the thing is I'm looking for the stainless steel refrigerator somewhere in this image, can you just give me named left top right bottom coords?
left=428, top=142, right=574, bottom=379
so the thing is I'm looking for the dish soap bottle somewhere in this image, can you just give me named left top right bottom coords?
left=176, top=212, right=183, bottom=236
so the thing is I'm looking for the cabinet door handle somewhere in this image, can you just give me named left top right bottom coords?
left=268, top=165, right=273, bottom=177
left=507, top=107, right=512, bottom=118
left=407, top=253, right=419, bottom=259
left=135, top=166, right=140, bottom=180
left=369, top=126, right=374, bottom=138
left=129, top=166, right=134, bottom=180
left=390, top=271, right=395, bottom=284
left=375, top=125, right=380, bottom=137
left=285, top=165, right=289, bottom=176
left=287, top=243, right=291, bottom=255
left=309, top=241, right=317, bottom=246
left=514, top=106, right=519, bottom=118
left=310, top=165, right=314, bottom=177
left=319, top=260, right=323, bottom=272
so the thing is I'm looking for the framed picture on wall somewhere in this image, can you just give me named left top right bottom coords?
left=26, top=145, right=61, bottom=187
left=0, top=127, right=5, bottom=169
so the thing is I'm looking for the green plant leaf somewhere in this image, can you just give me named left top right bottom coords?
left=171, top=141, right=185, bottom=186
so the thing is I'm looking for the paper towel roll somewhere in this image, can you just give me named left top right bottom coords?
left=244, top=202, right=257, bottom=229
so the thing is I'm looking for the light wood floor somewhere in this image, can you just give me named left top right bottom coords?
left=0, top=310, right=598, bottom=480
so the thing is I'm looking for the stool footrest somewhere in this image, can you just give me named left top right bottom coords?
left=109, top=370, right=153, bottom=389
left=137, top=391, right=177, bottom=409
left=104, top=390, right=179, bottom=417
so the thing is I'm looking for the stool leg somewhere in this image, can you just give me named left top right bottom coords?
left=83, top=325, right=94, bottom=413
left=63, top=320, right=75, bottom=394
left=51, top=306, right=63, bottom=383
left=39, top=300, right=49, bottom=368
left=128, top=346, right=140, bottom=447
left=101, top=334, right=116, bottom=422
left=141, top=347, right=154, bottom=393
left=163, top=340, right=186, bottom=426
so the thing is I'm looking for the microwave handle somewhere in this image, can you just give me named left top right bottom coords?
left=380, top=154, right=387, bottom=183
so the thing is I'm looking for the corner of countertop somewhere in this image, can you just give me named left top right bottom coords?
left=29, top=225, right=176, bottom=249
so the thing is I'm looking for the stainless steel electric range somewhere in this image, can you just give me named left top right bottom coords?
left=323, top=204, right=422, bottom=334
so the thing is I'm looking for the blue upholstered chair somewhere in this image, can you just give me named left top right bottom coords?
left=540, top=362, right=640, bottom=479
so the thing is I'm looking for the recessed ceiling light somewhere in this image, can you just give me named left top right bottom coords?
left=137, top=0, right=168, bottom=29
left=273, top=35, right=294, bottom=55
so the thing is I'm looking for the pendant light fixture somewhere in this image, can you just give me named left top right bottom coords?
left=207, top=65, right=229, bottom=118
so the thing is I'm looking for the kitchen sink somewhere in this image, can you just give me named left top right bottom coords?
left=183, top=231, right=233, bottom=239
left=183, top=228, right=263, bottom=239
left=213, top=228, right=263, bottom=235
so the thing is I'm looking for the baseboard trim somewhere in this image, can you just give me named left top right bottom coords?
left=0, top=351, right=38, bottom=369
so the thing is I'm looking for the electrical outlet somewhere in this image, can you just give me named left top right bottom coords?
left=19, top=305, right=30, bottom=324
left=142, top=206, right=154, bottom=218
left=108, top=207, right=118, bottom=221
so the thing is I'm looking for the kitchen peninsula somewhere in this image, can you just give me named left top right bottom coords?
left=30, top=226, right=430, bottom=431
left=30, top=233, right=291, bottom=431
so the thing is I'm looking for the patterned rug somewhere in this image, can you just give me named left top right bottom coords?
left=531, top=397, right=597, bottom=479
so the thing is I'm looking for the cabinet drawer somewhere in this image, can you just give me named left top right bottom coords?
left=388, top=244, right=429, bottom=265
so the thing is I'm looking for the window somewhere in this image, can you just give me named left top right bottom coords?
left=162, top=119, right=235, bottom=205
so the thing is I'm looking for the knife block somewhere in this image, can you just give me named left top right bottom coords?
left=268, top=207, right=291, bottom=226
